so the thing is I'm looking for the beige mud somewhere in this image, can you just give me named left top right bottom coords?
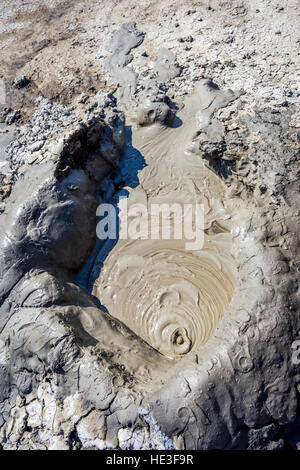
left=93, top=81, right=240, bottom=358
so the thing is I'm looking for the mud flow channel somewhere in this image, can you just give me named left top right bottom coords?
left=90, top=80, right=238, bottom=359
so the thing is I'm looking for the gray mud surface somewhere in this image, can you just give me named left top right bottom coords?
left=0, top=0, right=299, bottom=451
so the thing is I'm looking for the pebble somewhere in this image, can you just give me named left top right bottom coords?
left=13, top=76, right=30, bottom=89
left=29, top=140, right=45, bottom=152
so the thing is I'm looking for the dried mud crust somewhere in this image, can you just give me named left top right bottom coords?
left=0, top=0, right=298, bottom=121
left=0, top=0, right=299, bottom=451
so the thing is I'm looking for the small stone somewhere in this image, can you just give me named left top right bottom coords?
left=0, top=184, right=11, bottom=200
left=5, top=110, right=20, bottom=125
left=13, top=76, right=30, bottom=89
left=78, top=93, right=89, bottom=104
left=29, top=140, right=44, bottom=152
left=184, top=35, right=194, bottom=43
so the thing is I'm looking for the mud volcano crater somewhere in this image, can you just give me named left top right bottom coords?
left=90, top=80, right=239, bottom=359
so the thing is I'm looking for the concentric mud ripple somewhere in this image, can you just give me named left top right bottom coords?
left=94, top=234, right=236, bottom=358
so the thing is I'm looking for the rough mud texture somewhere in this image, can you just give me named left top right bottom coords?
left=104, top=22, right=145, bottom=100
left=0, top=0, right=299, bottom=450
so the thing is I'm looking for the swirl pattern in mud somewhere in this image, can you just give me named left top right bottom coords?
left=94, top=234, right=236, bottom=358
